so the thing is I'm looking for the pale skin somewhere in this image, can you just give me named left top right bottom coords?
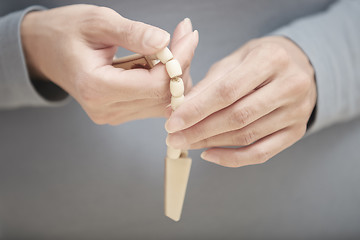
left=21, top=4, right=198, bottom=125
left=166, top=36, right=317, bottom=168
left=21, top=5, right=316, bottom=168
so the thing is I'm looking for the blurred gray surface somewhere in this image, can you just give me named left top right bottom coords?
left=1, top=0, right=360, bottom=239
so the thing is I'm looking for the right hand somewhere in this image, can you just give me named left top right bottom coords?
left=21, top=4, right=198, bottom=125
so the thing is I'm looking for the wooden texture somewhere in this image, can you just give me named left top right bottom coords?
left=112, top=54, right=157, bottom=70
left=164, top=155, right=192, bottom=222
left=112, top=53, right=192, bottom=222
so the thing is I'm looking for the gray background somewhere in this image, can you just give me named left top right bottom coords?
left=1, top=0, right=360, bottom=239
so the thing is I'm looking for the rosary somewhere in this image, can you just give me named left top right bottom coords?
left=113, top=47, right=191, bottom=222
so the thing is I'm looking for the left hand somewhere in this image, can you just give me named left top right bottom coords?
left=21, top=5, right=198, bottom=125
left=165, top=36, right=317, bottom=168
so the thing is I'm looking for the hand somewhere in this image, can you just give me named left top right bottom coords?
left=166, top=36, right=316, bottom=167
left=21, top=5, right=198, bottom=125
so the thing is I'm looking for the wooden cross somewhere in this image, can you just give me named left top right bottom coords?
left=113, top=52, right=191, bottom=221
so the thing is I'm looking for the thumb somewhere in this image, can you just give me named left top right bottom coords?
left=96, top=8, right=170, bottom=55
left=116, top=17, right=170, bottom=55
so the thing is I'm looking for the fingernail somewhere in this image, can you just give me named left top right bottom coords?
left=183, top=18, right=193, bottom=32
left=165, top=117, right=185, bottom=133
left=167, top=133, right=187, bottom=148
left=165, top=135, right=171, bottom=146
left=193, top=30, right=199, bottom=41
left=184, top=17, right=192, bottom=26
left=201, top=151, right=219, bottom=164
left=144, top=28, right=170, bottom=49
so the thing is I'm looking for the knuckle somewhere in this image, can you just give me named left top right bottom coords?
left=188, top=101, right=204, bottom=119
left=88, top=113, right=107, bottom=125
left=295, top=125, right=307, bottom=140
left=209, top=62, right=220, bottom=72
left=94, top=6, right=114, bottom=16
left=200, top=138, right=209, bottom=148
left=190, top=125, right=207, bottom=142
left=253, top=146, right=272, bottom=164
left=182, top=56, right=192, bottom=70
left=256, top=42, right=290, bottom=67
left=231, top=160, right=242, bottom=168
left=231, top=130, right=255, bottom=146
left=154, top=87, right=169, bottom=100
left=108, top=119, right=125, bottom=126
left=298, top=101, right=312, bottom=117
left=227, top=153, right=241, bottom=168
left=125, top=21, right=143, bottom=46
left=292, top=72, right=312, bottom=94
left=124, top=21, right=136, bottom=45
left=241, top=129, right=256, bottom=146
left=229, top=106, right=252, bottom=127
left=82, top=6, right=112, bottom=27
left=217, top=80, right=238, bottom=104
left=76, top=78, right=100, bottom=108
left=269, top=45, right=290, bottom=67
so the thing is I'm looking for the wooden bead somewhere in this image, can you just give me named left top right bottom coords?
left=156, top=47, right=173, bottom=64
left=167, top=146, right=182, bottom=159
left=171, top=95, right=184, bottom=110
left=170, top=77, right=184, bottom=97
left=166, top=59, right=182, bottom=78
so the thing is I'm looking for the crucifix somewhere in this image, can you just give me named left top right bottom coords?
left=112, top=48, right=191, bottom=221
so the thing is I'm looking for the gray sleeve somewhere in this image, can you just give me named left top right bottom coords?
left=271, top=0, right=360, bottom=134
left=0, top=6, right=70, bottom=109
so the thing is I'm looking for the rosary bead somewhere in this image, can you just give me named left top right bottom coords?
left=171, top=95, right=185, bottom=110
left=167, top=145, right=182, bottom=159
left=170, top=77, right=184, bottom=97
left=166, top=59, right=182, bottom=78
left=156, top=47, right=173, bottom=64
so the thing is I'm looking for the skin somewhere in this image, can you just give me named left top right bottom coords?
left=21, top=4, right=315, bottom=168
left=166, top=36, right=317, bottom=168
left=21, top=4, right=198, bottom=125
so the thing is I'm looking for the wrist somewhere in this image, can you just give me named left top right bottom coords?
left=262, top=36, right=317, bottom=129
left=21, top=10, right=48, bottom=81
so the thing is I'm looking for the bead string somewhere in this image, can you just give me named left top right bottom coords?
left=155, top=47, right=186, bottom=159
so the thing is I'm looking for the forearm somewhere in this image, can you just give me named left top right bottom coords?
left=0, top=6, right=69, bottom=109
left=271, top=0, right=360, bottom=134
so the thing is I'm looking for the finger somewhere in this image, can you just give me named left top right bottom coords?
left=164, top=68, right=192, bottom=119
left=201, top=126, right=306, bottom=168
left=167, top=79, right=284, bottom=149
left=171, top=29, right=199, bottom=71
left=96, top=31, right=198, bottom=102
left=165, top=46, right=279, bottom=133
left=110, top=97, right=169, bottom=110
left=84, top=7, right=170, bottom=55
left=107, top=102, right=168, bottom=125
left=171, top=18, right=193, bottom=48
left=185, top=49, right=247, bottom=100
left=189, top=107, right=292, bottom=149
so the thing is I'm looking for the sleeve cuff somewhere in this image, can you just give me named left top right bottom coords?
left=0, top=6, right=70, bottom=109
left=268, top=1, right=360, bottom=135
left=269, top=27, right=332, bottom=135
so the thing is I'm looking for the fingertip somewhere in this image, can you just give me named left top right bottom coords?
left=201, top=151, right=220, bottom=164
left=171, top=17, right=193, bottom=48
left=193, top=30, right=199, bottom=43
left=164, top=106, right=173, bottom=119
left=200, top=151, right=208, bottom=160
left=184, top=17, right=191, bottom=23
left=143, top=26, right=170, bottom=54
left=165, top=116, right=185, bottom=133
left=183, top=18, right=193, bottom=32
left=156, top=29, right=171, bottom=49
